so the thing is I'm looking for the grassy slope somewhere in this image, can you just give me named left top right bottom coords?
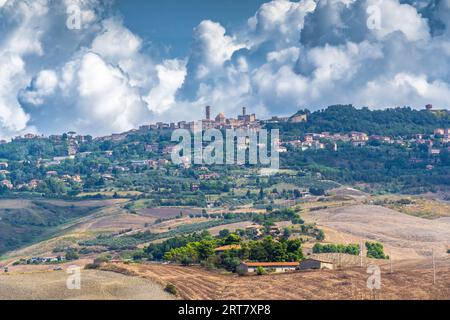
left=0, top=200, right=102, bottom=256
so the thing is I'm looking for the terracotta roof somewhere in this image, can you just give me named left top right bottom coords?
left=244, top=262, right=299, bottom=267
left=214, top=245, right=242, bottom=251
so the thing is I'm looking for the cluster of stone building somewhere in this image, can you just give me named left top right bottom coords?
left=281, top=131, right=371, bottom=152
left=280, top=127, right=450, bottom=160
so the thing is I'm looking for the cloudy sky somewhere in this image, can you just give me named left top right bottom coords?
left=1, top=0, right=450, bottom=139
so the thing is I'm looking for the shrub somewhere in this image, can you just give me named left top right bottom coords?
left=132, top=250, right=147, bottom=261
left=65, top=249, right=79, bottom=261
left=165, top=283, right=177, bottom=296
left=309, top=187, right=325, bottom=196
left=316, top=230, right=325, bottom=241
left=366, top=242, right=388, bottom=259
left=201, top=256, right=217, bottom=270
left=256, top=266, right=266, bottom=276
left=84, top=263, right=100, bottom=270
left=313, top=243, right=359, bottom=255
left=93, top=255, right=110, bottom=264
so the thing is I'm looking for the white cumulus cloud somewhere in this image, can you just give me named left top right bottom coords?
left=2, top=0, right=450, bottom=139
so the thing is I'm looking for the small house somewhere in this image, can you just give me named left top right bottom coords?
left=299, top=258, right=334, bottom=271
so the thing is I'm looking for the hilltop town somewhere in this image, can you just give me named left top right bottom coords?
left=0, top=104, right=449, bottom=196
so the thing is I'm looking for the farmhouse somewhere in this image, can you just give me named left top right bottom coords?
left=299, top=258, right=334, bottom=270
left=239, top=262, right=299, bottom=274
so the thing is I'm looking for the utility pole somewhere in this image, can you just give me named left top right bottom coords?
left=360, top=242, right=364, bottom=268
left=432, top=248, right=436, bottom=285
left=389, top=252, right=393, bottom=274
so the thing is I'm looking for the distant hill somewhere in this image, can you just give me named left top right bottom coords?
left=272, top=105, right=450, bottom=136
left=0, top=200, right=101, bottom=255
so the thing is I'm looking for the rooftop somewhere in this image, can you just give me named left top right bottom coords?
left=243, top=262, right=299, bottom=267
left=214, top=245, right=242, bottom=251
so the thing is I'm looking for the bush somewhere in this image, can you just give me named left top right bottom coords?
left=132, top=250, right=147, bottom=261
left=65, top=249, right=79, bottom=261
left=165, top=283, right=177, bottom=296
left=256, top=266, right=266, bottom=276
left=313, top=243, right=359, bottom=255
left=309, top=187, right=325, bottom=196
left=316, top=230, right=325, bottom=241
left=84, top=263, right=100, bottom=270
left=201, top=256, right=217, bottom=270
left=93, top=255, right=110, bottom=265
left=366, top=242, right=388, bottom=259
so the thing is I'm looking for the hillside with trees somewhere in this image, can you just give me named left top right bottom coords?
left=273, top=105, right=450, bottom=136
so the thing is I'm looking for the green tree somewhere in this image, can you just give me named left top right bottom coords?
left=223, top=234, right=241, bottom=245
left=259, top=187, right=265, bottom=200
left=366, top=242, right=388, bottom=259
left=256, top=266, right=266, bottom=275
left=197, top=240, right=215, bottom=261
left=65, top=249, right=79, bottom=261
left=218, top=229, right=230, bottom=238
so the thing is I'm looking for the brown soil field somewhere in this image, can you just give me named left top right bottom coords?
left=102, top=261, right=450, bottom=300
left=303, top=205, right=450, bottom=260
left=0, top=269, right=174, bottom=300
left=85, top=213, right=155, bottom=231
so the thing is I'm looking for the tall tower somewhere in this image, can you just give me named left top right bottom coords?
left=242, top=107, right=247, bottom=117
left=206, top=106, right=211, bottom=121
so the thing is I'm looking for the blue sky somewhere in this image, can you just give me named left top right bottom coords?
left=1, top=0, right=450, bottom=138
left=115, top=0, right=267, bottom=57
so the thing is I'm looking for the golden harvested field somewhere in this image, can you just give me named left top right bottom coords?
left=0, top=269, right=174, bottom=300
left=102, top=261, right=450, bottom=300
left=303, top=205, right=450, bottom=260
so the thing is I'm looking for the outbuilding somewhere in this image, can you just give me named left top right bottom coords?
left=298, top=258, right=334, bottom=270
